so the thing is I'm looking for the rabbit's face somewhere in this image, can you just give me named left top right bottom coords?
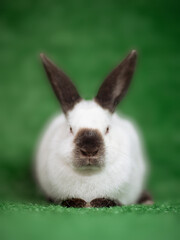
left=40, top=50, right=137, bottom=169
left=67, top=100, right=111, bottom=169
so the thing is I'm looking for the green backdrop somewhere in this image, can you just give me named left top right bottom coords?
left=0, top=0, right=180, bottom=239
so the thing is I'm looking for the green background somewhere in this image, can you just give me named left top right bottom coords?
left=0, top=0, right=180, bottom=239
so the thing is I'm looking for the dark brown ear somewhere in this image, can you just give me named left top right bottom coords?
left=95, top=50, right=137, bottom=113
left=40, top=53, right=81, bottom=113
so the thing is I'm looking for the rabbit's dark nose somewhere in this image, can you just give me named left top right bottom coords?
left=73, top=128, right=105, bottom=168
left=80, top=148, right=99, bottom=157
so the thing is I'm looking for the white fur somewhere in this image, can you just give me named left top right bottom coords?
left=35, top=100, right=147, bottom=205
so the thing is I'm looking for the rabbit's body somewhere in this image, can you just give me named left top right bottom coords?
left=35, top=100, right=146, bottom=205
left=35, top=50, right=151, bottom=206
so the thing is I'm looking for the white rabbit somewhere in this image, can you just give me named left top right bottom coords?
left=35, top=50, right=152, bottom=207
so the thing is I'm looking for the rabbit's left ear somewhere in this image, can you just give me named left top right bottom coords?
left=95, top=50, right=137, bottom=113
left=40, top=54, right=81, bottom=114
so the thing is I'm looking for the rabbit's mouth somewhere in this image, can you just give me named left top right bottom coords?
left=73, top=128, right=105, bottom=169
left=72, top=156, right=105, bottom=170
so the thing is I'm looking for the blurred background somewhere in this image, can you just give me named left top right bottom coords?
left=0, top=0, right=180, bottom=239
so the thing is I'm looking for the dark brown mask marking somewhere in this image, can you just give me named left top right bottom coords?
left=73, top=128, right=105, bottom=168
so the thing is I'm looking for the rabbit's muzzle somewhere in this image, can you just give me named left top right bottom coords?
left=73, top=128, right=105, bottom=169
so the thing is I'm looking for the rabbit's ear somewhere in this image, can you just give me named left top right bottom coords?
left=40, top=54, right=81, bottom=114
left=95, top=50, right=137, bottom=113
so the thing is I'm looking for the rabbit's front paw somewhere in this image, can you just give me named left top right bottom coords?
left=90, top=198, right=122, bottom=208
left=61, top=198, right=87, bottom=208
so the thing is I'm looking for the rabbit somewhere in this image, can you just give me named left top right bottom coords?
left=35, top=50, right=153, bottom=207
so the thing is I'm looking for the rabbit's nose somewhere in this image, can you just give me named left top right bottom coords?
left=80, top=148, right=99, bottom=157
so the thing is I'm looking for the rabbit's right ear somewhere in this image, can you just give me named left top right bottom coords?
left=95, top=50, right=137, bottom=113
left=40, top=54, right=81, bottom=114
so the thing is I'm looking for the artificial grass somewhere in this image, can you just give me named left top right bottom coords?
left=0, top=201, right=180, bottom=240
left=1, top=201, right=180, bottom=215
left=0, top=0, right=180, bottom=239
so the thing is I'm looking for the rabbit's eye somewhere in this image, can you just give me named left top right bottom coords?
left=69, top=127, right=73, bottom=134
left=106, top=126, right=110, bottom=134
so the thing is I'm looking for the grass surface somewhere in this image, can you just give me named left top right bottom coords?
left=0, top=201, right=180, bottom=240
left=0, top=0, right=180, bottom=239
